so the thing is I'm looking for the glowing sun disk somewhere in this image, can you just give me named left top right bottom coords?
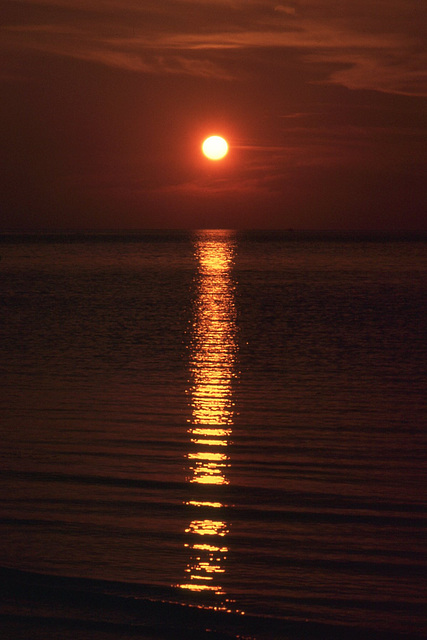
left=202, top=136, right=229, bottom=160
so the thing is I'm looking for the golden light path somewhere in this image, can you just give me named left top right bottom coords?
left=178, top=230, right=239, bottom=611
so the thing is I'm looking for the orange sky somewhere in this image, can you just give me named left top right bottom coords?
left=1, top=0, right=426, bottom=230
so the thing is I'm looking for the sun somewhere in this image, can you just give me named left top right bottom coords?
left=202, top=136, right=229, bottom=161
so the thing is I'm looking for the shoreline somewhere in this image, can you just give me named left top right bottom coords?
left=1, top=567, right=425, bottom=640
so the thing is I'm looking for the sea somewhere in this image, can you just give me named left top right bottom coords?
left=0, top=229, right=426, bottom=639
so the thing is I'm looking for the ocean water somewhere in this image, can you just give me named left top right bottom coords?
left=0, top=230, right=426, bottom=639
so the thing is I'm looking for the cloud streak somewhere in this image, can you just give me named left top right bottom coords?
left=3, top=0, right=426, bottom=94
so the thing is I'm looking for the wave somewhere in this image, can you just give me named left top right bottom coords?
left=1, top=566, right=425, bottom=640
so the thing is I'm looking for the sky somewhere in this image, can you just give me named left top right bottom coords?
left=2, top=0, right=427, bottom=231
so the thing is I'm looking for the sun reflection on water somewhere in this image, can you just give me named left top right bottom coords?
left=177, top=231, right=238, bottom=609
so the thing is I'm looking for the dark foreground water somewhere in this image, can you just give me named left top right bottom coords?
left=1, top=230, right=426, bottom=639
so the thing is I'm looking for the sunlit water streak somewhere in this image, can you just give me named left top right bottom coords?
left=178, top=231, right=239, bottom=609
left=0, top=232, right=426, bottom=638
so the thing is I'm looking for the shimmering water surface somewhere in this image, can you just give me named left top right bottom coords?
left=1, top=230, right=426, bottom=638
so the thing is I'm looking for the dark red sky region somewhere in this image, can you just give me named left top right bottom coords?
left=2, top=1, right=426, bottom=231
